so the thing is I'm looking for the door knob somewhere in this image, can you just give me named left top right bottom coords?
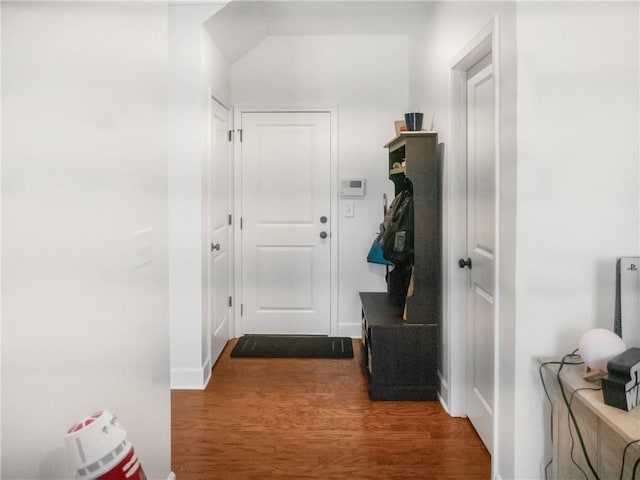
left=319, top=231, right=328, bottom=239
left=458, top=257, right=472, bottom=269
left=320, top=216, right=328, bottom=224
left=211, top=243, right=221, bottom=252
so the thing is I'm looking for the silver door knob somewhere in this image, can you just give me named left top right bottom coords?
left=211, top=243, right=221, bottom=252
left=319, top=231, right=328, bottom=239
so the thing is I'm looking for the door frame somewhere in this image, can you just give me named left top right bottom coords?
left=232, top=106, right=339, bottom=337
left=206, top=92, right=234, bottom=374
left=447, top=15, right=501, bottom=468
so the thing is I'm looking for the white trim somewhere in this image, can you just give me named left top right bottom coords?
left=437, top=369, right=456, bottom=415
left=0, top=3, right=3, bottom=468
left=167, top=472, right=177, bottom=480
left=202, top=357, right=212, bottom=388
left=329, top=106, right=339, bottom=337
left=337, top=323, right=360, bottom=339
left=228, top=105, right=236, bottom=340
left=232, top=106, right=339, bottom=337
left=170, top=359, right=211, bottom=390
left=437, top=391, right=451, bottom=416
left=232, top=107, right=243, bottom=338
left=205, top=95, right=234, bottom=370
left=491, top=15, right=502, bottom=480
left=448, top=15, right=501, bottom=478
left=210, top=88, right=230, bottom=111
left=204, top=94, right=212, bottom=385
left=169, top=0, right=229, bottom=5
left=449, top=21, right=493, bottom=69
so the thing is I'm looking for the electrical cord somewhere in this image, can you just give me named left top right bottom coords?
left=544, top=459, right=552, bottom=480
left=539, top=355, right=585, bottom=479
left=539, top=351, right=601, bottom=479
left=557, top=350, right=601, bottom=480
left=541, top=351, right=640, bottom=480
left=620, top=439, right=640, bottom=480
left=568, top=386, right=602, bottom=480
left=633, top=455, right=640, bottom=479
left=539, top=357, right=585, bottom=427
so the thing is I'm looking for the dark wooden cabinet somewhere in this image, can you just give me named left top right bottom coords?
left=360, top=132, right=441, bottom=401
left=360, top=292, right=439, bottom=400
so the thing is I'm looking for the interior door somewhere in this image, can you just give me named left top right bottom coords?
left=208, top=99, right=232, bottom=364
left=464, top=54, right=495, bottom=453
left=240, top=111, right=331, bottom=335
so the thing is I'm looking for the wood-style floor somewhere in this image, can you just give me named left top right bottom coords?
left=172, top=338, right=490, bottom=479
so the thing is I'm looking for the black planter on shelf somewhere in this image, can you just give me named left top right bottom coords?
left=404, top=112, right=423, bottom=131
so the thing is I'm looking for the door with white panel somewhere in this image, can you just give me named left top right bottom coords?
left=208, top=99, right=233, bottom=364
left=240, top=111, right=331, bottom=334
left=463, top=54, right=496, bottom=453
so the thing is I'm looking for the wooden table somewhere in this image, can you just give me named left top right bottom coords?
left=541, top=359, right=640, bottom=479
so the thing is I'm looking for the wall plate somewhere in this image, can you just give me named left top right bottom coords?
left=340, top=178, right=366, bottom=197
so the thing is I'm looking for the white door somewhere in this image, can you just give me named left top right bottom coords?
left=208, top=99, right=233, bottom=364
left=464, top=54, right=495, bottom=453
left=240, top=111, right=331, bottom=335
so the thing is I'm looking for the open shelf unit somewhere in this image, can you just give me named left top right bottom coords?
left=360, top=131, right=442, bottom=401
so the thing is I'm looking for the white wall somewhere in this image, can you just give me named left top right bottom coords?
left=231, top=34, right=408, bottom=336
left=1, top=2, right=171, bottom=479
left=168, top=3, right=230, bottom=389
left=171, top=3, right=639, bottom=478
left=515, top=3, right=639, bottom=478
left=408, top=5, right=517, bottom=478
left=410, top=2, right=639, bottom=479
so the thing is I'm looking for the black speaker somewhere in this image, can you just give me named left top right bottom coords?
left=602, top=347, right=640, bottom=411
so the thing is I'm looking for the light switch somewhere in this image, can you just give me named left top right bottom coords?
left=344, top=202, right=354, bottom=218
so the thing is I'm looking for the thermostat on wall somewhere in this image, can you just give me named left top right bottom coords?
left=340, top=178, right=366, bottom=197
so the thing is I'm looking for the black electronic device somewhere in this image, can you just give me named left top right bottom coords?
left=602, top=347, right=640, bottom=411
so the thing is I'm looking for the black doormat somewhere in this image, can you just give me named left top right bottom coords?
left=230, top=335, right=354, bottom=359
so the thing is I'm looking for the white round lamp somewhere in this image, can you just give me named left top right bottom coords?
left=578, top=328, right=627, bottom=373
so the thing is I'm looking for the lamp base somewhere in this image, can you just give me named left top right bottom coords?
left=583, top=366, right=605, bottom=381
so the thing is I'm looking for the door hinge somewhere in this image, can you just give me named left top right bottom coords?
left=237, top=129, right=243, bottom=142
left=228, top=296, right=232, bottom=307
left=228, top=214, right=232, bottom=225
left=240, top=217, right=243, bottom=230
left=240, top=304, right=243, bottom=316
left=228, top=130, right=234, bottom=142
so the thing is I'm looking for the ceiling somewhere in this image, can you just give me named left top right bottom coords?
left=204, top=1, right=432, bottom=64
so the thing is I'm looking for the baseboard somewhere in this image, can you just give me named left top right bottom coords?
left=168, top=472, right=176, bottom=480
left=170, top=358, right=210, bottom=390
left=437, top=391, right=449, bottom=414
left=437, top=369, right=449, bottom=412
left=202, top=357, right=212, bottom=389
left=337, top=323, right=361, bottom=338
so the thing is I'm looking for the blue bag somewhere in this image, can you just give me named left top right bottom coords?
left=367, top=240, right=393, bottom=265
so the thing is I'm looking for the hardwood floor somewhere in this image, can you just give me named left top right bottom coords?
left=172, top=339, right=490, bottom=479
